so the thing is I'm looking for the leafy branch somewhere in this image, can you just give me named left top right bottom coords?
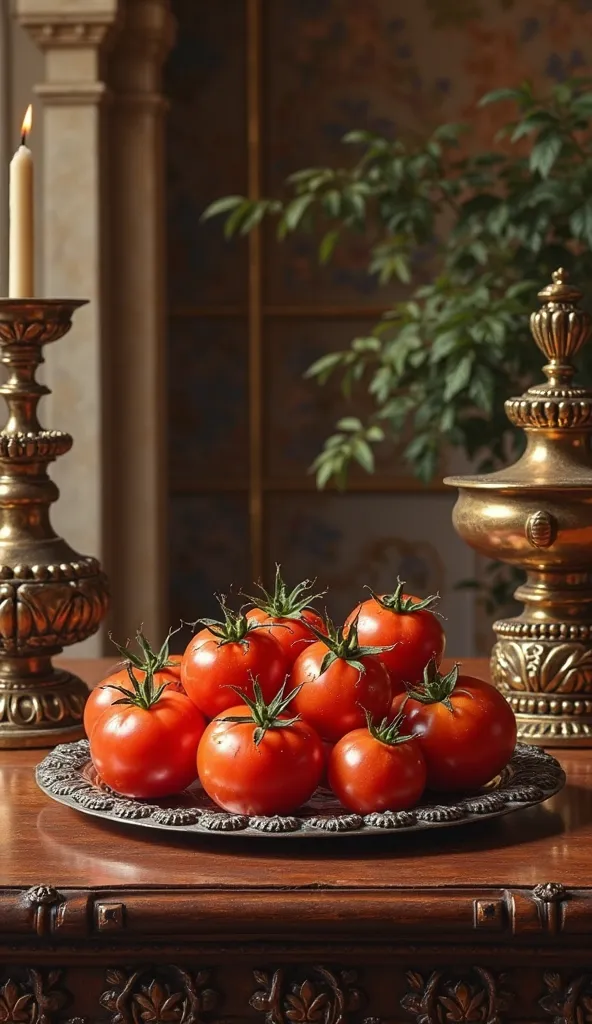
left=203, top=77, right=592, bottom=486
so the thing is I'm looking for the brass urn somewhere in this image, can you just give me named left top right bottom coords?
left=445, top=268, right=592, bottom=746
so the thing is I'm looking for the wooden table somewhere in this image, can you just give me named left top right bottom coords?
left=0, top=657, right=590, bottom=1024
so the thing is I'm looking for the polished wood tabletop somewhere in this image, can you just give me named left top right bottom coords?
left=0, top=656, right=586, bottom=891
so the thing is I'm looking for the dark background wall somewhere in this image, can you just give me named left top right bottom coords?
left=164, top=0, right=590, bottom=652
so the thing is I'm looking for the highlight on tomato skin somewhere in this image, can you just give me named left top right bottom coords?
left=343, top=579, right=446, bottom=693
left=197, top=681, right=325, bottom=816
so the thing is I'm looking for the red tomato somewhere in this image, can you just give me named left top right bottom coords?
left=329, top=721, right=426, bottom=814
left=246, top=607, right=324, bottom=666
left=391, top=662, right=517, bottom=791
left=197, top=689, right=324, bottom=815
left=290, top=619, right=392, bottom=743
left=244, top=564, right=326, bottom=666
left=90, top=687, right=206, bottom=798
left=344, top=580, right=446, bottom=691
left=84, top=635, right=184, bottom=739
left=181, top=603, right=287, bottom=719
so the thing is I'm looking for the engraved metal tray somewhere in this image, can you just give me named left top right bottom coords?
left=36, top=740, right=565, bottom=839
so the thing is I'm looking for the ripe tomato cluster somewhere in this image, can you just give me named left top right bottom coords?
left=85, top=568, right=517, bottom=816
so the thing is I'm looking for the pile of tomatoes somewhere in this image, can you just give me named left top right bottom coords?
left=85, top=568, right=517, bottom=817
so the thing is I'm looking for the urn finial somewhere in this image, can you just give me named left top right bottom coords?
left=530, top=267, right=591, bottom=387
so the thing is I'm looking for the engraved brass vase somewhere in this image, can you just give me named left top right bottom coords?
left=445, top=269, right=592, bottom=746
left=0, top=299, right=109, bottom=748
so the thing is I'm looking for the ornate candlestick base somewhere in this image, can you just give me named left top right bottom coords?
left=445, top=270, right=592, bottom=746
left=0, top=299, right=109, bottom=748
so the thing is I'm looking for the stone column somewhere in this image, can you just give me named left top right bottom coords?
left=14, top=0, right=120, bottom=655
left=106, top=0, right=174, bottom=644
left=13, top=0, right=173, bottom=650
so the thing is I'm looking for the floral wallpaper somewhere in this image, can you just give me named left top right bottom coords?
left=165, top=0, right=590, bottom=650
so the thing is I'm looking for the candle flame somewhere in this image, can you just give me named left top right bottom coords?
left=20, top=105, right=32, bottom=143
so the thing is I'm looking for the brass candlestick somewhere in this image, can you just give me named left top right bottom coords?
left=445, top=268, right=592, bottom=746
left=0, top=299, right=108, bottom=748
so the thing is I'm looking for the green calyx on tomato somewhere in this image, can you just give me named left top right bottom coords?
left=405, top=658, right=464, bottom=712
left=365, top=707, right=416, bottom=747
left=107, top=664, right=169, bottom=711
left=309, top=616, right=397, bottom=675
left=242, top=563, right=326, bottom=620
left=192, top=595, right=270, bottom=646
left=371, top=578, right=439, bottom=615
left=109, top=625, right=180, bottom=675
left=220, top=678, right=302, bottom=746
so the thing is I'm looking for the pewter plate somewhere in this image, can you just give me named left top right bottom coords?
left=35, top=740, right=565, bottom=839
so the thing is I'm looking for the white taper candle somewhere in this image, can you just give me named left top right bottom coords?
left=9, top=105, right=34, bottom=298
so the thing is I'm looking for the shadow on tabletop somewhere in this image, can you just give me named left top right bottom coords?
left=34, top=784, right=583, bottom=878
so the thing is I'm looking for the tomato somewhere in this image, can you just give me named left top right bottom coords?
left=181, top=601, right=287, bottom=719
left=90, top=675, right=206, bottom=798
left=246, top=607, right=325, bottom=666
left=391, top=661, right=517, bottom=791
left=244, top=565, right=326, bottom=666
left=344, top=580, right=446, bottom=692
left=329, top=716, right=426, bottom=814
left=84, top=631, right=184, bottom=739
left=197, top=684, right=324, bottom=815
left=290, top=618, right=392, bottom=743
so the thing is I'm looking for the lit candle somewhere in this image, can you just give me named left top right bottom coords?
left=9, top=105, right=34, bottom=298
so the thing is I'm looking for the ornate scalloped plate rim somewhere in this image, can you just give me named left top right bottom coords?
left=35, top=741, right=565, bottom=840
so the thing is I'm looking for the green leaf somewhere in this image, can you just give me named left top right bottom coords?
left=224, top=199, right=253, bottom=238
left=351, top=336, right=381, bottom=353
left=287, top=167, right=323, bottom=184
left=393, top=253, right=411, bottom=283
left=304, top=351, right=343, bottom=382
left=443, top=353, right=474, bottom=402
left=529, top=133, right=563, bottom=178
left=431, top=331, right=461, bottom=362
left=510, top=111, right=557, bottom=142
left=336, top=417, right=363, bottom=432
left=342, top=130, right=372, bottom=145
left=478, top=87, right=523, bottom=107
left=352, top=438, right=375, bottom=473
left=281, top=194, right=315, bottom=234
left=366, top=425, right=385, bottom=442
left=431, top=122, right=467, bottom=142
left=239, top=203, right=266, bottom=235
left=572, top=93, right=592, bottom=115
left=319, top=229, right=339, bottom=264
left=315, top=456, right=338, bottom=490
left=570, top=201, right=592, bottom=248
left=323, top=190, right=342, bottom=218
left=201, top=195, right=247, bottom=221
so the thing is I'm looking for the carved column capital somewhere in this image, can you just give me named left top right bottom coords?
left=14, top=2, right=122, bottom=54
